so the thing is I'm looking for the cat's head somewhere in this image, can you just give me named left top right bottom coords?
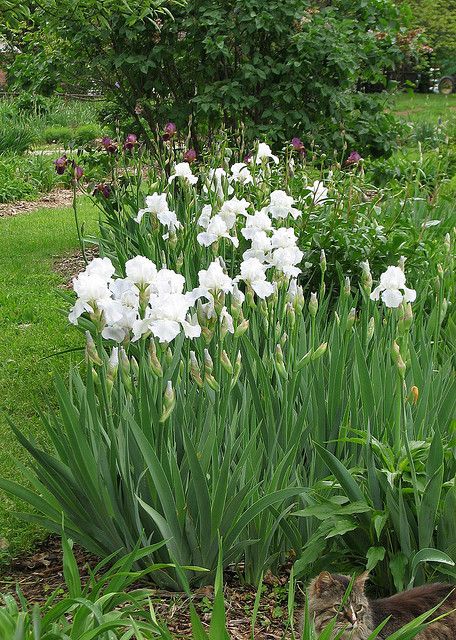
left=308, top=571, right=372, bottom=639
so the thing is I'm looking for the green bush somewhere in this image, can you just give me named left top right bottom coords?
left=42, top=124, right=99, bottom=146
left=42, top=125, right=74, bottom=145
left=73, top=123, right=99, bottom=145
left=0, top=154, right=59, bottom=202
left=8, top=0, right=412, bottom=155
left=15, top=92, right=51, bottom=116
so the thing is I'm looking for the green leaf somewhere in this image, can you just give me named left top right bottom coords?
left=366, top=546, right=386, bottom=572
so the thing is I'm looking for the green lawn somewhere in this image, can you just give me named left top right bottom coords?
left=0, top=201, right=97, bottom=561
left=392, top=91, right=456, bottom=123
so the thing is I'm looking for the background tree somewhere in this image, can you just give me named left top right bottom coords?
left=4, top=0, right=418, bottom=155
left=398, top=0, right=456, bottom=75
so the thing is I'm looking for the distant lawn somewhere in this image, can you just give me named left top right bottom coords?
left=0, top=201, right=97, bottom=562
left=392, top=92, right=456, bottom=124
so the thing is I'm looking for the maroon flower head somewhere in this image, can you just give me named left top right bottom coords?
left=101, top=136, right=118, bottom=154
left=93, top=183, right=111, bottom=198
left=54, top=154, right=68, bottom=175
left=123, top=133, right=138, bottom=151
left=162, top=122, right=177, bottom=141
left=291, top=137, right=306, bottom=155
left=183, top=148, right=197, bottom=163
left=243, top=152, right=252, bottom=164
left=73, top=163, right=84, bottom=181
left=345, top=150, right=362, bottom=165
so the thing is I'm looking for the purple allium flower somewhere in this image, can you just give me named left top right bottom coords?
left=123, top=133, right=138, bottom=151
left=291, top=137, right=306, bottom=155
left=162, top=122, right=177, bottom=141
left=345, top=150, right=362, bottom=165
left=93, top=183, right=111, bottom=198
left=101, top=137, right=118, bottom=154
left=183, top=148, right=197, bottom=163
left=243, top=152, right=252, bottom=164
left=54, top=154, right=68, bottom=175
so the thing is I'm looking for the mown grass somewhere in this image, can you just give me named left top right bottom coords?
left=0, top=200, right=97, bottom=561
left=392, top=91, right=456, bottom=123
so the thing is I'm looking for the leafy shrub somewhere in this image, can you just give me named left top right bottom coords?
left=73, top=123, right=99, bottom=145
left=9, top=0, right=412, bottom=155
left=0, top=154, right=59, bottom=202
left=15, top=92, right=51, bottom=116
left=42, top=124, right=99, bottom=146
left=42, top=125, right=74, bottom=145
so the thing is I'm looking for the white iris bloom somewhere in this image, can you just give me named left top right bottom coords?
left=197, top=215, right=239, bottom=248
left=235, top=257, right=274, bottom=299
left=263, top=190, right=301, bottom=220
left=168, top=162, right=198, bottom=185
left=255, top=142, right=279, bottom=165
left=370, top=266, right=416, bottom=308
left=307, top=181, right=329, bottom=206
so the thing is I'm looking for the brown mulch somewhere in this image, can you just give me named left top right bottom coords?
left=0, top=536, right=97, bottom=603
left=53, top=245, right=99, bottom=288
left=0, top=189, right=75, bottom=218
left=0, top=536, right=302, bottom=638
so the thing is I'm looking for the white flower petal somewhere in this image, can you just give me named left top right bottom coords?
left=150, top=319, right=181, bottom=343
left=403, top=286, right=416, bottom=303
left=251, top=280, right=274, bottom=299
left=381, top=289, right=403, bottom=308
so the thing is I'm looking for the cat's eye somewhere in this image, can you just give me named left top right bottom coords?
left=354, top=604, right=364, bottom=613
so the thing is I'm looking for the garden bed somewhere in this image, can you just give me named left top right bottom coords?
left=0, top=536, right=299, bottom=639
left=0, top=188, right=74, bottom=218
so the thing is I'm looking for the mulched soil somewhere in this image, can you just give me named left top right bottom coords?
left=0, top=189, right=74, bottom=218
left=0, top=536, right=302, bottom=638
left=53, top=245, right=99, bottom=288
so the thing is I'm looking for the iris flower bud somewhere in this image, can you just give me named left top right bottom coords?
left=311, top=342, right=328, bottom=361
left=148, top=341, right=163, bottom=377
left=189, top=351, right=203, bottom=388
left=360, top=261, right=372, bottom=295
left=160, top=381, right=176, bottom=422
left=346, top=308, right=356, bottom=331
left=367, top=317, right=375, bottom=343
left=275, top=344, right=288, bottom=380
left=309, top=292, right=318, bottom=318
left=220, top=350, right=233, bottom=375
left=234, top=318, right=249, bottom=338
left=320, top=249, right=327, bottom=273
left=85, top=331, right=102, bottom=366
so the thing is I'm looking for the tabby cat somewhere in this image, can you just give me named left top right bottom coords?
left=306, top=571, right=456, bottom=639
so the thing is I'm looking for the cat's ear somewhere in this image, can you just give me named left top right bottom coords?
left=355, top=571, right=369, bottom=589
left=313, top=571, right=335, bottom=594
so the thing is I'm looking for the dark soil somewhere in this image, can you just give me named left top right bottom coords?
left=53, top=245, right=99, bottom=288
left=0, top=535, right=302, bottom=638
